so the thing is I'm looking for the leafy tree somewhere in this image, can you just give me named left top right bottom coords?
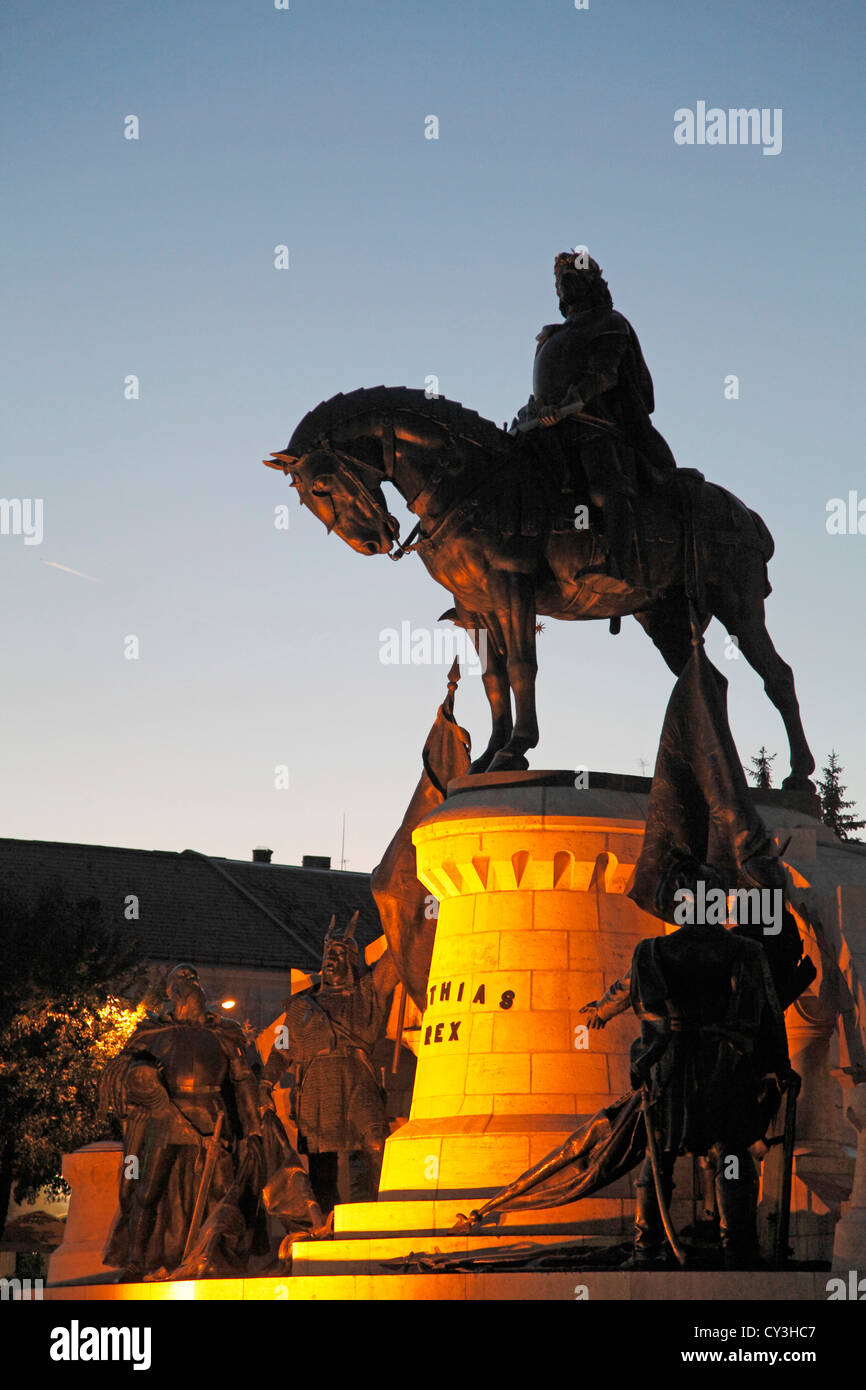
left=817, top=751, right=866, bottom=842
left=0, top=884, right=146, bottom=1235
left=747, top=746, right=777, bottom=791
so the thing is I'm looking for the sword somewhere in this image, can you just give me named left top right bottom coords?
left=510, top=402, right=620, bottom=435
left=181, top=1110, right=225, bottom=1263
left=391, top=982, right=407, bottom=1076
left=640, top=1087, right=687, bottom=1267
left=772, top=1073, right=799, bottom=1269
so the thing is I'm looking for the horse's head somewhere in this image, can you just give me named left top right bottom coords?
left=266, top=442, right=400, bottom=557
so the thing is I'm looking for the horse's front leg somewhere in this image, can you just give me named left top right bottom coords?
left=487, top=574, right=539, bottom=773
left=455, top=604, right=512, bottom=774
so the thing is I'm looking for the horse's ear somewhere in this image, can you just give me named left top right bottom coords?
left=266, top=451, right=299, bottom=475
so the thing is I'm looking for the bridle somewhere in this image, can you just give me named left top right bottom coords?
left=311, top=437, right=426, bottom=562
left=304, top=414, right=489, bottom=562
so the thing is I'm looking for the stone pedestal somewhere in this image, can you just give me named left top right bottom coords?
left=759, top=994, right=856, bottom=1264
left=379, top=772, right=661, bottom=1200
left=832, top=1082, right=866, bottom=1270
left=46, top=1141, right=122, bottom=1286
left=292, top=771, right=673, bottom=1276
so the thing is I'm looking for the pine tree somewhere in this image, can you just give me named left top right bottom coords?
left=747, top=746, right=777, bottom=791
left=817, top=751, right=865, bottom=841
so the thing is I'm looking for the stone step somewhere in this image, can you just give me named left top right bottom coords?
left=333, top=1186, right=699, bottom=1238
left=290, top=1229, right=616, bottom=1278
left=42, top=1270, right=833, bottom=1302
left=333, top=1196, right=633, bottom=1239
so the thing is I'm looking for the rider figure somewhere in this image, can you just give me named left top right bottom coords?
left=513, top=251, right=678, bottom=584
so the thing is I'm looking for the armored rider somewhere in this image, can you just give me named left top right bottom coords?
left=513, top=250, right=678, bottom=584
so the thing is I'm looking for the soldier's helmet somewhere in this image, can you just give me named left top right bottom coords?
left=321, top=911, right=361, bottom=983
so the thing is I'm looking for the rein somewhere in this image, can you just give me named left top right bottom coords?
left=326, top=421, right=492, bottom=563
left=389, top=520, right=422, bottom=561
left=326, top=442, right=425, bottom=561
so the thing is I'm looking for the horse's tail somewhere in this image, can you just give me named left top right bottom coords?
left=749, top=508, right=775, bottom=563
left=748, top=507, right=775, bottom=596
left=692, top=482, right=776, bottom=605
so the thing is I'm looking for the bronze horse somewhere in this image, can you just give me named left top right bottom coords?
left=265, top=386, right=814, bottom=787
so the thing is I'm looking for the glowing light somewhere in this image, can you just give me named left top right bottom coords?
left=221, top=998, right=237, bottom=1009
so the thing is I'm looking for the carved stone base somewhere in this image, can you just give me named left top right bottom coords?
left=46, top=1142, right=122, bottom=1286
left=378, top=772, right=664, bottom=1215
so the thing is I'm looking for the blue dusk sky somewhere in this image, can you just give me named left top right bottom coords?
left=3, top=0, right=864, bottom=872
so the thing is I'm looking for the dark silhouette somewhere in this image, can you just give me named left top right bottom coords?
left=101, top=965, right=269, bottom=1280
left=262, top=915, right=397, bottom=1215
left=371, top=660, right=471, bottom=1012
left=266, top=252, right=813, bottom=788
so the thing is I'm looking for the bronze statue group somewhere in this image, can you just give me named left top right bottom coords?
left=100, top=252, right=814, bottom=1278
left=101, top=867, right=807, bottom=1278
left=100, top=922, right=396, bottom=1282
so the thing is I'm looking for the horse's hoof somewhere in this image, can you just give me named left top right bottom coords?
left=781, top=774, right=816, bottom=792
left=487, top=751, right=530, bottom=774
left=468, top=754, right=495, bottom=775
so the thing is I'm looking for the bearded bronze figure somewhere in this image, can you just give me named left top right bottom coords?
left=261, top=913, right=398, bottom=1215
left=100, top=964, right=322, bottom=1280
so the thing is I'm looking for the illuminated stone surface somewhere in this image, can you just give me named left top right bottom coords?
left=42, top=1271, right=833, bottom=1301
left=293, top=775, right=866, bottom=1279
left=377, top=774, right=664, bottom=1207
left=46, top=1142, right=123, bottom=1287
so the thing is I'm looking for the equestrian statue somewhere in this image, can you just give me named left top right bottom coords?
left=264, top=252, right=813, bottom=789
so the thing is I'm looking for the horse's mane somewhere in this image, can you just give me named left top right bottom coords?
left=286, top=386, right=509, bottom=460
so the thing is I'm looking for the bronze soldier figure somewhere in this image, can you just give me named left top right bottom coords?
left=101, top=964, right=265, bottom=1281
left=583, top=855, right=811, bottom=1261
left=620, top=878, right=793, bottom=1270
left=262, top=913, right=398, bottom=1215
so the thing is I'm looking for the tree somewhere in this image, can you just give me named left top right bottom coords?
left=817, top=751, right=866, bottom=842
left=747, top=746, right=777, bottom=791
left=0, top=884, right=146, bottom=1235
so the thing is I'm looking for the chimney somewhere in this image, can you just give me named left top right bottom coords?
left=302, top=854, right=331, bottom=870
left=252, top=847, right=273, bottom=864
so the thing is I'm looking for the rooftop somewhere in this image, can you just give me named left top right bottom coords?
left=0, top=837, right=380, bottom=974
